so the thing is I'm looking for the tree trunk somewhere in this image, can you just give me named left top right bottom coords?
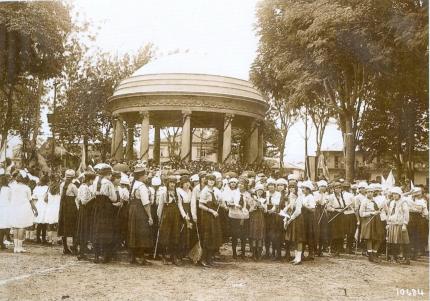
left=279, top=133, right=286, bottom=169
left=344, top=115, right=355, bottom=182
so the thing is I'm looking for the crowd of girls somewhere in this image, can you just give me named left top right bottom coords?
left=0, top=165, right=428, bottom=267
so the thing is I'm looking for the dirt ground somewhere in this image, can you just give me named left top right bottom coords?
left=0, top=243, right=428, bottom=301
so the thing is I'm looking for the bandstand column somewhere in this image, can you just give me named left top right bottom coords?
left=153, top=125, right=161, bottom=165
left=246, top=119, right=259, bottom=164
left=222, top=113, right=234, bottom=164
left=126, top=121, right=135, bottom=161
left=181, top=110, right=192, bottom=162
left=110, top=118, right=117, bottom=156
left=112, top=116, right=124, bottom=161
left=258, top=122, right=264, bottom=163
left=139, top=111, right=150, bottom=162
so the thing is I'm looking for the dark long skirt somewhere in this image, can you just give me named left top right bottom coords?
left=303, top=208, right=315, bottom=244
left=86, top=199, right=95, bottom=242
left=200, top=200, right=223, bottom=251
left=117, top=201, right=129, bottom=245
left=329, top=211, right=345, bottom=240
left=409, top=212, right=428, bottom=247
left=360, top=215, right=385, bottom=241
left=230, top=218, right=249, bottom=241
left=219, top=206, right=230, bottom=241
left=286, top=214, right=306, bottom=243
left=265, top=211, right=283, bottom=246
left=249, top=209, right=265, bottom=241
left=76, top=202, right=93, bottom=244
left=158, top=203, right=181, bottom=249
left=315, top=205, right=329, bottom=242
left=58, top=195, right=78, bottom=237
left=128, top=198, right=153, bottom=249
left=92, top=195, right=115, bottom=245
left=179, top=203, right=198, bottom=254
left=344, top=214, right=356, bottom=238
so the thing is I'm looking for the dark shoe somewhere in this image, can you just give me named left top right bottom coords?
left=368, top=253, right=374, bottom=262
left=77, top=254, right=87, bottom=261
left=94, top=256, right=100, bottom=264
left=140, top=258, right=152, bottom=266
left=63, top=248, right=72, bottom=255
left=292, top=261, right=302, bottom=265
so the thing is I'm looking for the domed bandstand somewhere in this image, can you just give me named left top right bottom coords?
left=107, top=53, right=269, bottom=165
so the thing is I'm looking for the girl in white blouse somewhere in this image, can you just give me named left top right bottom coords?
left=386, top=187, right=410, bottom=264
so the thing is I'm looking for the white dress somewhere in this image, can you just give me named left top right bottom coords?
left=33, top=185, right=49, bottom=224
left=0, top=186, right=11, bottom=229
left=9, top=183, right=34, bottom=228
left=44, top=192, right=61, bottom=225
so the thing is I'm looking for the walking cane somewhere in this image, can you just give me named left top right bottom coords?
left=153, top=207, right=165, bottom=259
left=327, top=203, right=354, bottom=224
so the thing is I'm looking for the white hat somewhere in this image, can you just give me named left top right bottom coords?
left=0, top=168, right=5, bottom=176
left=390, top=186, right=403, bottom=195
left=120, top=173, right=130, bottom=186
left=267, top=178, right=276, bottom=185
left=317, top=180, right=328, bottom=188
left=276, top=178, right=288, bottom=186
left=411, top=187, right=422, bottom=194
left=151, top=177, right=161, bottom=186
left=19, top=170, right=28, bottom=178
left=373, top=183, right=382, bottom=191
left=190, top=174, right=199, bottom=182
left=65, top=169, right=75, bottom=178
left=301, top=180, right=314, bottom=191
left=212, top=171, right=222, bottom=180
left=357, top=182, right=368, bottom=189
left=366, top=184, right=376, bottom=191
left=255, top=183, right=265, bottom=191
left=229, top=177, right=239, bottom=184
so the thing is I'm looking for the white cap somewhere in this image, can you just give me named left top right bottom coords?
left=373, top=183, right=382, bottom=191
left=151, top=177, right=161, bottom=186
left=65, top=169, right=75, bottom=178
left=276, top=178, right=288, bottom=186
left=0, top=168, right=5, bottom=175
left=190, top=174, right=199, bottom=182
left=120, top=173, right=130, bottom=185
left=301, top=180, right=314, bottom=191
left=212, top=171, right=222, bottom=180
left=229, top=177, right=239, bottom=184
left=357, top=182, right=368, bottom=189
left=367, top=184, right=376, bottom=191
left=267, top=178, right=276, bottom=185
left=19, top=170, right=28, bottom=178
left=390, top=186, right=403, bottom=195
left=255, top=183, right=265, bottom=191
left=317, top=180, right=328, bottom=188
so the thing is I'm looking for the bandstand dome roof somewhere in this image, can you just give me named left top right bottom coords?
left=132, top=52, right=250, bottom=81
left=108, top=52, right=268, bottom=121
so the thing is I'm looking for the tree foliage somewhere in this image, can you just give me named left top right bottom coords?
left=54, top=41, right=154, bottom=163
left=0, top=1, right=72, bottom=156
left=251, top=0, right=428, bottom=181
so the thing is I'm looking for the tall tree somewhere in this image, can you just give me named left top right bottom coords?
left=251, top=0, right=427, bottom=181
left=0, top=2, right=72, bottom=154
left=54, top=43, right=154, bottom=164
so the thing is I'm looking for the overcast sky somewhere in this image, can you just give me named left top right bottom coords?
left=36, top=0, right=343, bottom=165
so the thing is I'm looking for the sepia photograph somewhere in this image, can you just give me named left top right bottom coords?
left=0, top=0, right=428, bottom=300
